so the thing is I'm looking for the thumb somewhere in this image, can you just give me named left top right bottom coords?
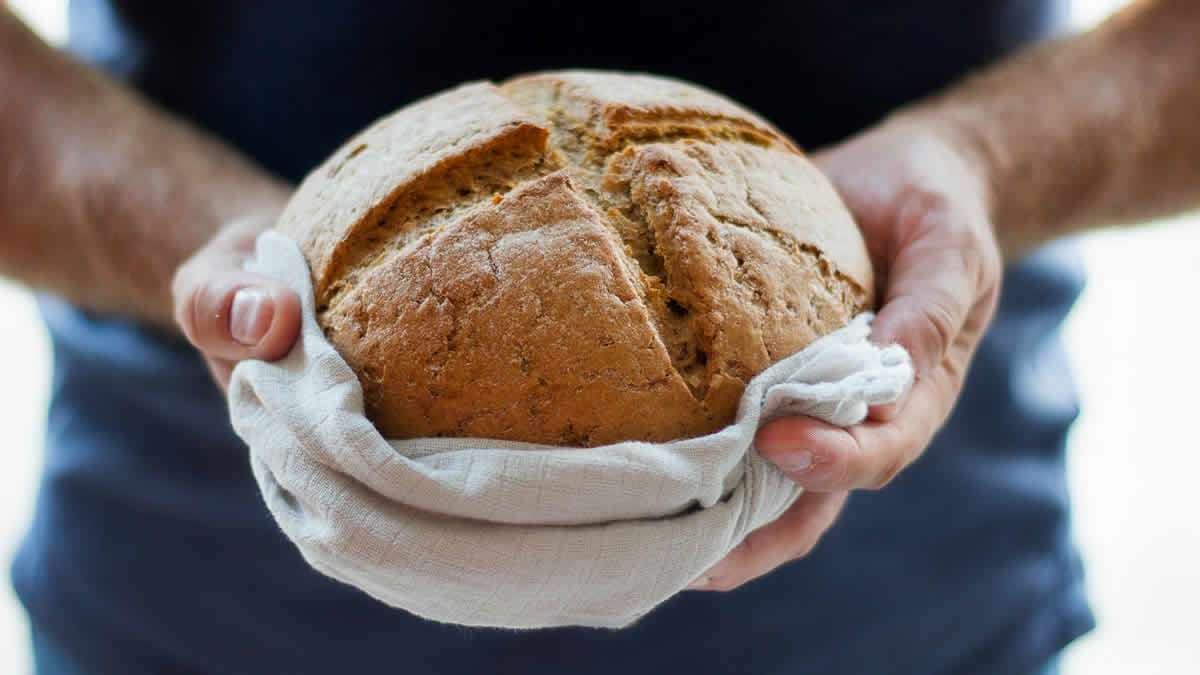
left=172, top=249, right=301, bottom=363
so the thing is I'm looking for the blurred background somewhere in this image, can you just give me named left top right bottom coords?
left=1, top=0, right=1196, bottom=673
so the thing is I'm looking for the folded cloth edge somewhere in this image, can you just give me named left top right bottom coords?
left=229, top=230, right=913, bottom=629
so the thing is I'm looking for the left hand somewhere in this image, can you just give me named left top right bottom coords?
left=688, top=113, right=1003, bottom=592
left=172, top=212, right=301, bottom=391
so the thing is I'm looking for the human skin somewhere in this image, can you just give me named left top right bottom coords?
left=0, top=6, right=298, bottom=383
left=1, top=1, right=1197, bottom=591
left=697, top=0, right=1200, bottom=590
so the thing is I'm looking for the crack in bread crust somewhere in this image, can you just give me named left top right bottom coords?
left=292, top=72, right=874, bottom=446
left=317, top=126, right=561, bottom=316
left=324, top=171, right=704, bottom=446
left=495, top=78, right=868, bottom=413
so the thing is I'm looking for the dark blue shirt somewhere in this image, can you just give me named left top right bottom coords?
left=15, top=1, right=1094, bottom=673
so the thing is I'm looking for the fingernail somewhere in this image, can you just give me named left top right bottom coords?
left=685, top=576, right=711, bottom=591
left=230, top=287, right=272, bottom=346
left=777, top=450, right=814, bottom=474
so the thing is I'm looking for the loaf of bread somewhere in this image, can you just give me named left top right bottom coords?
left=277, top=71, right=874, bottom=446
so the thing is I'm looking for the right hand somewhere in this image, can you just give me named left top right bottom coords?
left=172, top=214, right=301, bottom=390
left=692, top=113, right=1003, bottom=591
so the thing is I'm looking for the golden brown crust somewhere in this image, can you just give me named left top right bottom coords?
left=276, top=82, right=551, bottom=306
left=500, top=70, right=796, bottom=152
left=620, top=140, right=870, bottom=417
left=279, top=70, right=875, bottom=446
left=325, top=171, right=705, bottom=445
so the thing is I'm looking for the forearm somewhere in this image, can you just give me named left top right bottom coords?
left=904, top=0, right=1200, bottom=258
left=0, top=8, right=290, bottom=327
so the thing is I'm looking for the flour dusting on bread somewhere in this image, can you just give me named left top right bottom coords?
left=277, top=71, right=873, bottom=446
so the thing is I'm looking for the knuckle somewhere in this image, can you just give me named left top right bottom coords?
left=819, top=446, right=855, bottom=489
left=923, top=296, right=958, bottom=352
left=904, top=297, right=958, bottom=376
left=966, top=231, right=1003, bottom=295
left=898, top=189, right=951, bottom=236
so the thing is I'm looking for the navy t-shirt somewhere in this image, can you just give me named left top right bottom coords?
left=14, top=1, right=1094, bottom=673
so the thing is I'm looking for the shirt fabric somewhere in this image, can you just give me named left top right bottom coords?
left=14, top=1, right=1095, bottom=673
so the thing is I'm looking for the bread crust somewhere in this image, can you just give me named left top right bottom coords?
left=277, top=71, right=873, bottom=446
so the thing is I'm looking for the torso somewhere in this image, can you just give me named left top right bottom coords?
left=16, top=2, right=1091, bottom=673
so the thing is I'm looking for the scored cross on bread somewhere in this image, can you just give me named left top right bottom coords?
left=277, top=71, right=874, bottom=446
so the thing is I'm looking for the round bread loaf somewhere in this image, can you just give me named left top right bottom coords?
left=277, top=71, right=874, bottom=446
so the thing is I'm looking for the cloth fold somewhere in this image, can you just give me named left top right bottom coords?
left=229, top=231, right=913, bottom=629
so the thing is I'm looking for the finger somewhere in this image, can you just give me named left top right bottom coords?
left=688, top=491, right=848, bottom=592
left=755, top=319, right=979, bottom=491
left=172, top=255, right=301, bottom=363
left=756, top=392, right=930, bottom=491
left=754, top=419, right=855, bottom=481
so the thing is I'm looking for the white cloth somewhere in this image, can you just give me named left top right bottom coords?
left=229, top=231, right=913, bottom=629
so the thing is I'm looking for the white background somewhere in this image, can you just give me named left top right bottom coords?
left=2, top=0, right=1196, bottom=673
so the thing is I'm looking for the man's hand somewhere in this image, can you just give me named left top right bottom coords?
left=689, top=115, right=1003, bottom=591
left=689, top=0, right=1200, bottom=594
left=172, top=215, right=301, bottom=390
left=1, top=7, right=295, bottom=327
